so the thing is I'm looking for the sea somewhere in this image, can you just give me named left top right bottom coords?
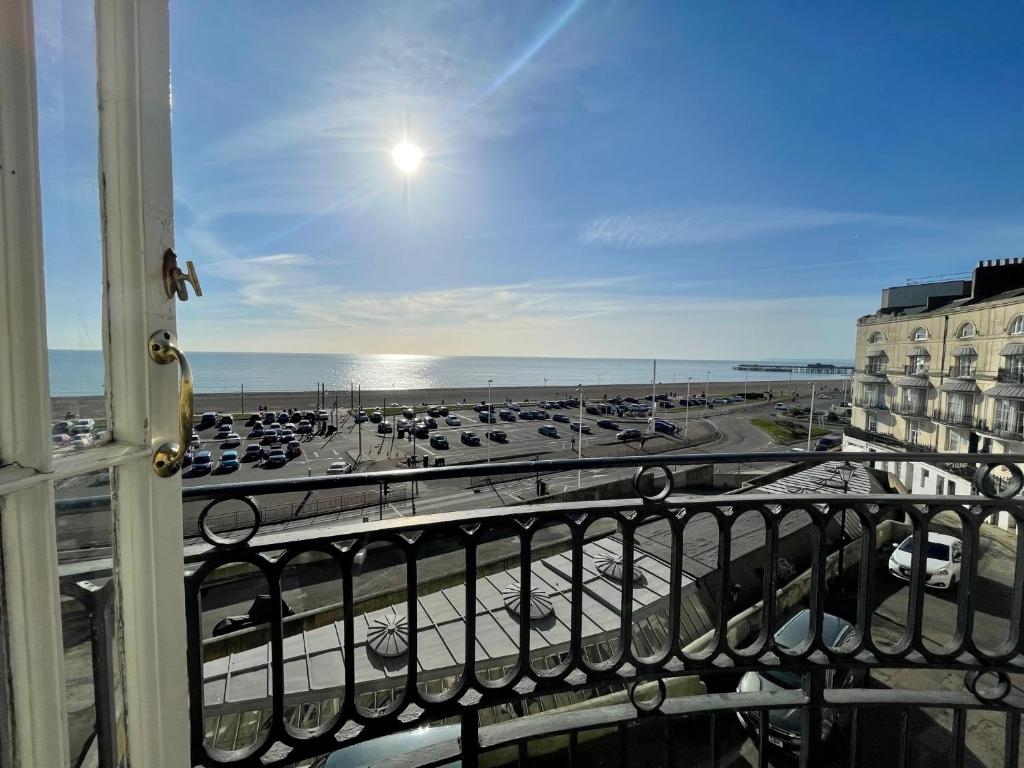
left=48, top=350, right=854, bottom=397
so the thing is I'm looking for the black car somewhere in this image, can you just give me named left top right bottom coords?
left=617, top=429, right=642, bottom=441
left=479, top=412, right=496, bottom=423
left=520, top=411, right=536, bottom=420
left=266, top=448, right=287, bottom=466
left=243, top=444, right=262, bottom=461
left=570, top=422, right=592, bottom=434
left=553, top=413, right=570, bottom=423
left=422, top=416, right=437, bottom=429
left=377, top=422, right=393, bottom=434
left=486, top=430, right=507, bottom=442
left=260, top=430, right=279, bottom=445
left=429, top=433, right=449, bottom=449
left=499, top=410, right=516, bottom=422
left=413, top=423, right=429, bottom=439
left=460, top=431, right=481, bottom=446
left=248, top=425, right=265, bottom=438
left=597, top=419, right=620, bottom=430
left=538, top=425, right=558, bottom=437
left=427, top=406, right=442, bottom=417
left=211, top=595, right=295, bottom=637
left=402, top=407, right=415, bottom=419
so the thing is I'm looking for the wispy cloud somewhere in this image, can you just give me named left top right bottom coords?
left=579, top=204, right=930, bottom=248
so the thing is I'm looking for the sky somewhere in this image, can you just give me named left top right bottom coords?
left=34, top=0, right=1024, bottom=359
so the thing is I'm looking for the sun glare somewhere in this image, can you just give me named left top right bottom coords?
left=391, top=141, right=424, bottom=174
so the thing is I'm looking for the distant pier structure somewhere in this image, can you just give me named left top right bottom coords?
left=734, top=362, right=854, bottom=375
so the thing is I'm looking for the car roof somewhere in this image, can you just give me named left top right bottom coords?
left=775, top=609, right=852, bottom=646
left=196, top=450, right=211, bottom=457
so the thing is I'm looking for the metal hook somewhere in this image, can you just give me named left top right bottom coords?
left=162, top=248, right=203, bottom=301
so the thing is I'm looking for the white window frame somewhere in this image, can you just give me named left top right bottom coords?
left=912, top=326, right=928, bottom=341
left=907, top=420, right=921, bottom=445
left=1011, top=316, right=1024, bottom=335
left=947, top=429, right=963, bottom=452
left=0, top=1, right=188, bottom=766
left=956, top=321, right=976, bottom=339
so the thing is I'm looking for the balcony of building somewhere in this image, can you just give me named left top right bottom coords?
left=996, top=368, right=1024, bottom=384
left=59, top=451, right=1024, bottom=768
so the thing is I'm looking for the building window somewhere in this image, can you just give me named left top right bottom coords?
left=956, top=321, right=976, bottom=339
left=866, top=412, right=878, bottom=432
left=901, top=388, right=925, bottom=415
left=912, top=326, right=928, bottom=341
left=994, top=398, right=1023, bottom=437
left=908, top=354, right=928, bottom=374
left=955, top=353, right=977, bottom=377
left=907, top=421, right=921, bottom=445
left=862, top=384, right=885, bottom=407
left=868, top=331, right=884, bottom=344
left=1011, top=316, right=1024, bottom=335
left=947, top=394, right=974, bottom=423
left=947, top=429, right=962, bottom=452
left=1008, top=355, right=1024, bottom=376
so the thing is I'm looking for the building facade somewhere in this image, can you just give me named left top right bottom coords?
left=847, top=259, right=1024, bottom=531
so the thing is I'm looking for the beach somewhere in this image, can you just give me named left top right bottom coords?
left=51, top=377, right=847, bottom=420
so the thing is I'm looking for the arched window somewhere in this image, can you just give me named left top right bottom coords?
left=1011, top=316, right=1024, bottom=335
left=911, top=326, right=928, bottom=341
left=956, top=321, right=976, bottom=339
left=867, top=331, right=884, bottom=344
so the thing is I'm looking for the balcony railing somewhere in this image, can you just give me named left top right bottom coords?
left=931, top=409, right=983, bottom=429
left=90, top=451, right=1017, bottom=768
left=947, top=365, right=977, bottom=379
left=991, top=421, right=1024, bottom=441
left=891, top=401, right=927, bottom=417
left=997, top=368, right=1024, bottom=384
left=901, top=364, right=930, bottom=375
left=853, top=398, right=887, bottom=410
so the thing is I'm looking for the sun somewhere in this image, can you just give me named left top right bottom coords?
left=391, top=141, right=424, bottom=174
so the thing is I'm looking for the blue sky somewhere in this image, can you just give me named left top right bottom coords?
left=36, top=0, right=1024, bottom=358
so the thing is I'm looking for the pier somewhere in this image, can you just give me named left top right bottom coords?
left=734, top=362, right=854, bottom=374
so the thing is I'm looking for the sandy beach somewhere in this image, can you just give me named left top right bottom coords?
left=51, top=377, right=848, bottom=420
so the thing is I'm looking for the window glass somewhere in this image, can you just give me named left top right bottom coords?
left=34, top=0, right=107, bottom=452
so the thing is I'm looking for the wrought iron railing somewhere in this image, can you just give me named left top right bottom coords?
left=169, top=451, right=1024, bottom=768
left=947, top=364, right=978, bottom=379
left=931, top=409, right=984, bottom=429
left=997, top=368, right=1024, bottom=384
left=891, top=402, right=928, bottom=417
left=852, top=398, right=887, bottom=410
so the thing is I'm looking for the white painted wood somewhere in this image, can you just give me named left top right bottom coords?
left=0, top=1, right=71, bottom=765
left=96, top=0, right=189, bottom=764
left=0, top=443, right=150, bottom=496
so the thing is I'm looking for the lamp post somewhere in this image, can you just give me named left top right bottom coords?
left=744, top=372, right=748, bottom=402
left=836, top=461, right=856, bottom=590
left=576, top=384, right=583, bottom=489
left=704, top=370, right=710, bottom=416
left=685, top=377, right=692, bottom=437
left=487, top=378, right=493, bottom=466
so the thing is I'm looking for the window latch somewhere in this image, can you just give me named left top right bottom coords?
left=162, top=248, right=203, bottom=301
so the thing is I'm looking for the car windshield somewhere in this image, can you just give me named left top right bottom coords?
left=898, top=539, right=951, bottom=560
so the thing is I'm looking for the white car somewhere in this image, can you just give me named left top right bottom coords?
left=888, top=532, right=962, bottom=590
left=221, top=432, right=242, bottom=447
left=326, top=461, right=352, bottom=475
left=445, top=414, right=461, bottom=426
left=70, top=434, right=93, bottom=449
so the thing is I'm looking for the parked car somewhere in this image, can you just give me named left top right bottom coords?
left=774, top=402, right=788, bottom=410
left=486, top=430, right=508, bottom=442
left=479, top=412, right=496, bottom=423
left=248, top=424, right=265, bottom=437
left=192, top=450, right=213, bottom=473
left=221, top=432, right=242, bottom=447
left=278, top=429, right=295, bottom=443
left=369, top=410, right=383, bottom=423
left=244, top=444, right=262, bottom=461
left=377, top=422, right=393, bottom=434
left=286, top=440, right=302, bottom=457
left=266, top=448, right=287, bottom=467
left=538, top=425, right=558, bottom=437
left=888, top=532, right=962, bottom=590
left=422, top=416, right=437, bottom=429
left=520, top=411, right=536, bottom=420
left=260, top=430, right=279, bottom=445
left=296, top=420, right=313, bottom=434
left=326, top=461, right=352, bottom=475
left=218, top=451, right=239, bottom=472
left=460, top=431, right=481, bottom=446
left=617, top=429, right=642, bottom=441
left=402, top=407, right=415, bottom=419
left=508, top=402, right=520, bottom=411
left=413, top=422, right=429, bottom=439
left=70, top=434, right=93, bottom=449
left=353, top=411, right=368, bottom=423
left=397, top=418, right=413, bottom=432
left=427, top=406, right=442, bottom=417
left=553, top=413, right=570, bottom=423
left=198, top=412, right=217, bottom=429
left=51, top=433, right=72, bottom=447
left=570, top=422, right=592, bottom=434
left=736, top=610, right=859, bottom=755
left=52, top=420, right=73, bottom=435
left=445, top=414, right=461, bottom=426
left=218, top=414, right=234, bottom=427
left=814, top=435, right=842, bottom=451
left=429, top=434, right=449, bottom=449
left=499, top=409, right=516, bottom=422
left=596, top=419, right=620, bottom=430
left=652, top=419, right=678, bottom=435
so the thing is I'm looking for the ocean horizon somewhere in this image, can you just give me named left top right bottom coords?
left=48, top=349, right=854, bottom=397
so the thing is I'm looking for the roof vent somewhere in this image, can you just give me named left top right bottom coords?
left=366, top=613, right=409, bottom=658
left=501, top=581, right=554, bottom=620
left=594, top=550, right=646, bottom=584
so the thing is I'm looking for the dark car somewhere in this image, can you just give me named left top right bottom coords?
left=520, top=411, right=536, bottom=420
left=211, top=595, right=295, bottom=637
left=402, top=407, right=415, bottom=419
left=479, top=412, right=496, bottom=423
left=266, top=448, right=287, bottom=466
left=652, top=420, right=678, bottom=435
left=260, top=430, right=279, bottom=445
left=486, top=430, right=507, bottom=442
left=427, top=406, right=442, bottom=417
left=553, top=413, right=570, bottom=423
left=192, top=450, right=213, bottom=472
left=585, top=405, right=601, bottom=415
left=499, top=409, right=516, bottom=422
left=439, top=406, right=450, bottom=416
left=617, top=429, right=642, bottom=441
left=377, top=422, right=393, bottom=434
left=460, top=431, right=481, bottom=446
left=815, top=435, right=842, bottom=451
left=243, top=444, right=262, bottom=461
left=246, top=412, right=262, bottom=426
left=413, top=423, right=430, bottom=439
left=248, top=424, right=265, bottom=438
left=263, top=411, right=277, bottom=423
left=286, top=440, right=302, bottom=457
left=570, top=422, right=592, bottom=434
left=198, top=412, right=217, bottom=429
left=422, top=416, right=437, bottom=429
left=296, top=419, right=313, bottom=434
left=537, top=410, right=551, bottom=420
left=353, top=411, right=368, bottom=423
left=597, top=419, right=620, bottom=430
left=369, top=411, right=383, bottom=423
left=538, top=425, right=558, bottom=437
left=429, top=433, right=449, bottom=449
left=736, top=610, right=859, bottom=755
left=217, top=414, right=234, bottom=427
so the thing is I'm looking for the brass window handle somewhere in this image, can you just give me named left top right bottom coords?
left=148, top=330, right=193, bottom=477
left=162, top=248, right=202, bottom=301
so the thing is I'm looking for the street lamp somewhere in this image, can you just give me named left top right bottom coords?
left=575, top=384, right=583, bottom=489
left=685, top=377, right=692, bottom=437
left=487, top=378, right=493, bottom=466
left=704, top=370, right=710, bottom=416
left=836, top=461, right=855, bottom=589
